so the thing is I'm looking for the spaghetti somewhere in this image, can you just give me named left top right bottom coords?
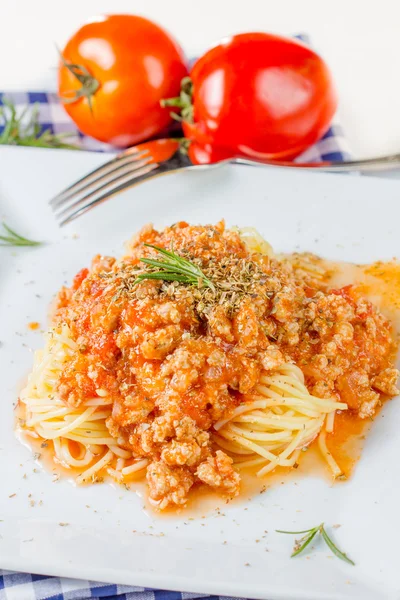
left=20, top=324, right=148, bottom=484
left=214, top=364, right=346, bottom=477
left=17, top=221, right=398, bottom=509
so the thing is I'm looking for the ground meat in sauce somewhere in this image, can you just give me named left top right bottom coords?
left=54, top=221, right=399, bottom=508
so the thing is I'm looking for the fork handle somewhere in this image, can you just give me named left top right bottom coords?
left=232, top=152, right=400, bottom=172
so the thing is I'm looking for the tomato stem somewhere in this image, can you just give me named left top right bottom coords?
left=161, top=76, right=194, bottom=123
left=176, top=137, right=191, bottom=154
left=58, top=51, right=100, bottom=114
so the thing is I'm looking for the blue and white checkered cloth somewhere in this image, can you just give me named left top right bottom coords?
left=0, top=89, right=351, bottom=164
left=0, top=571, right=224, bottom=600
left=0, top=35, right=351, bottom=600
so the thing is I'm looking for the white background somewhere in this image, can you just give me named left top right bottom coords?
left=1, top=0, right=400, bottom=159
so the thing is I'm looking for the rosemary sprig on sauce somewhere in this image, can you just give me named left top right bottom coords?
left=0, top=223, right=42, bottom=247
left=276, top=523, right=355, bottom=565
left=0, top=99, right=79, bottom=149
left=135, top=244, right=215, bottom=291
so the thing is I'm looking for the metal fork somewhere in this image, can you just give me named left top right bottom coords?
left=50, top=139, right=400, bottom=226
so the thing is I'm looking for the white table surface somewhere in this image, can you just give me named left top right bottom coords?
left=2, top=0, right=400, bottom=166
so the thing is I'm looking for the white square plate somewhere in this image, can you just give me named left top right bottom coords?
left=1, top=146, right=399, bottom=600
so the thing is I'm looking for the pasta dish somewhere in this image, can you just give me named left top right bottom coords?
left=18, top=222, right=399, bottom=510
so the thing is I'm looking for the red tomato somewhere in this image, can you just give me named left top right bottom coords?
left=58, top=15, right=188, bottom=146
left=182, top=120, right=213, bottom=147
left=168, top=33, right=337, bottom=161
left=188, top=141, right=235, bottom=165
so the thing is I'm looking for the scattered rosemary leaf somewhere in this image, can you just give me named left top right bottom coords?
left=276, top=523, right=355, bottom=565
left=320, top=526, right=354, bottom=565
left=0, top=223, right=41, bottom=247
left=292, top=527, right=319, bottom=558
left=0, top=99, right=79, bottom=149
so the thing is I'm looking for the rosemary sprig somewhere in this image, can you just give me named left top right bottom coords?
left=135, top=244, right=215, bottom=291
left=276, top=523, right=355, bottom=565
left=0, top=223, right=42, bottom=247
left=0, top=99, right=79, bottom=149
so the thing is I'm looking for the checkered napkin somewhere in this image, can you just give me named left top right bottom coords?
left=0, top=89, right=351, bottom=163
left=0, top=572, right=231, bottom=600
left=0, top=35, right=351, bottom=600
left=0, top=571, right=237, bottom=600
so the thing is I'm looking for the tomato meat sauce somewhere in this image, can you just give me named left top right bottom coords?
left=51, top=222, right=398, bottom=509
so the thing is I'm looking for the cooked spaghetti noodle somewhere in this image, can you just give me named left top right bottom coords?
left=20, top=324, right=148, bottom=484
left=214, top=364, right=346, bottom=476
left=17, top=221, right=399, bottom=509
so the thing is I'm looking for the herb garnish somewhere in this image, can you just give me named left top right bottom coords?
left=0, top=99, right=79, bottom=149
left=276, top=523, right=355, bottom=565
left=0, top=223, right=42, bottom=247
left=135, top=244, right=215, bottom=291
left=98, top=245, right=269, bottom=319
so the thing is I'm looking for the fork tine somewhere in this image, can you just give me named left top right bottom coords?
left=59, top=163, right=161, bottom=226
left=50, top=149, right=150, bottom=207
left=52, top=155, right=154, bottom=213
left=54, top=160, right=157, bottom=220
